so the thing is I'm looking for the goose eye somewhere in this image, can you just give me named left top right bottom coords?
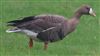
left=86, top=7, right=90, bottom=10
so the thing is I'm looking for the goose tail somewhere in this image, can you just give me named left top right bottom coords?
left=7, top=20, right=21, bottom=26
left=6, top=27, right=21, bottom=33
left=7, top=16, right=35, bottom=26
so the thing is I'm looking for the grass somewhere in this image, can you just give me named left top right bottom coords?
left=0, top=0, right=100, bottom=56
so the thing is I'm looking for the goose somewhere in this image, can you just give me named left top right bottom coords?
left=6, top=5, right=96, bottom=50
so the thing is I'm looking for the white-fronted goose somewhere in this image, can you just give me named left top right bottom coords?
left=6, top=5, right=96, bottom=50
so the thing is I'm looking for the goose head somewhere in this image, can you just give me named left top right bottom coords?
left=75, top=5, right=96, bottom=17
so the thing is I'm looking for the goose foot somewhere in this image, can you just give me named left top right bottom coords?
left=29, top=38, right=33, bottom=48
left=44, top=41, right=48, bottom=50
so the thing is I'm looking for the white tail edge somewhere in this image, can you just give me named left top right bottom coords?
left=6, top=29, right=21, bottom=33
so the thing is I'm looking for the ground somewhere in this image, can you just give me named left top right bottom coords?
left=0, top=0, right=100, bottom=56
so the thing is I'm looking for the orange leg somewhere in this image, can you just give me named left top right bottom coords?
left=44, top=41, right=48, bottom=50
left=29, top=38, right=33, bottom=48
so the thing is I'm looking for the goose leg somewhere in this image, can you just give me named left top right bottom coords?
left=29, top=38, right=33, bottom=48
left=44, top=41, right=48, bottom=50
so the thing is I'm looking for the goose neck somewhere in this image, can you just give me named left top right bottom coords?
left=73, top=12, right=83, bottom=19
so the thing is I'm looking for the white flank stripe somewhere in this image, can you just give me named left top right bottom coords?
left=42, top=27, right=55, bottom=32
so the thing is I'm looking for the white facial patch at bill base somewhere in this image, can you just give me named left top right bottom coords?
left=89, top=8, right=93, bottom=14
